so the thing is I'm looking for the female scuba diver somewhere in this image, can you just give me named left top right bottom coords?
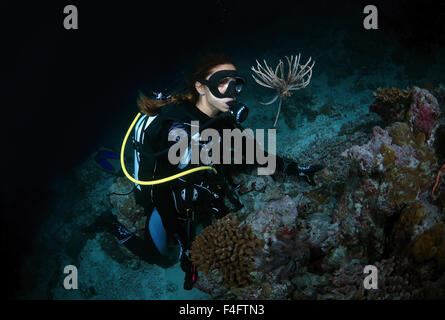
left=102, top=53, right=323, bottom=290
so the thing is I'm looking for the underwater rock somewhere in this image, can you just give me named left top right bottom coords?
left=331, top=188, right=386, bottom=260
left=327, top=246, right=349, bottom=270
left=342, top=122, right=434, bottom=175
left=194, top=269, right=231, bottom=299
left=97, top=232, right=136, bottom=265
left=337, top=119, right=440, bottom=264
left=256, top=230, right=311, bottom=283
left=261, top=186, right=284, bottom=202
left=370, top=86, right=412, bottom=123
left=291, top=272, right=327, bottom=299
left=253, top=177, right=268, bottom=192
left=408, top=86, right=441, bottom=145
left=399, top=200, right=426, bottom=228
left=412, top=221, right=445, bottom=264
left=306, top=213, right=335, bottom=249
left=238, top=176, right=267, bottom=194
left=342, top=126, right=393, bottom=174
left=108, top=177, right=146, bottom=238
left=126, top=259, right=141, bottom=270
left=343, top=121, right=438, bottom=210
left=322, top=256, right=423, bottom=300
left=432, top=83, right=445, bottom=113
left=80, top=286, right=97, bottom=299
left=244, top=195, right=298, bottom=245
left=411, top=201, right=443, bottom=238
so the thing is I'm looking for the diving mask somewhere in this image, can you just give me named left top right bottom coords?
left=198, top=70, right=246, bottom=99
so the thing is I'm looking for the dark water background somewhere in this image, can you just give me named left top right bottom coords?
left=4, top=0, right=444, bottom=299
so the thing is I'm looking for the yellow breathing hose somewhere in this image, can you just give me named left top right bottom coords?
left=120, top=112, right=217, bottom=185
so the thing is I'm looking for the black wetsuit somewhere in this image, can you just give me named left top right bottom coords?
left=135, top=101, right=229, bottom=244
left=103, top=101, right=233, bottom=272
left=105, top=100, right=323, bottom=289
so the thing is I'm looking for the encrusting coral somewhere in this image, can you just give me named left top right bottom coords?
left=108, top=177, right=146, bottom=238
left=370, top=86, right=412, bottom=122
left=399, top=200, right=426, bottom=228
left=374, top=86, right=412, bottom=105
left=190, top=214, right=265, bottom=288
left=370, top=86, right=441, bottom=146
left=408, top=86, right=441, bottom=144
left=412, top=222, right=445, bottom=266
left=256, top=228, right=311, bottom=283
left=342, top=121, right=438, bottom=209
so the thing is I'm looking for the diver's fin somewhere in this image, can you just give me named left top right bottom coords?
left=93, top=147, right=122, bottom=175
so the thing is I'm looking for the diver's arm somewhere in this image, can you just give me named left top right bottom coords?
left=275, top=157, right=324, bottom=186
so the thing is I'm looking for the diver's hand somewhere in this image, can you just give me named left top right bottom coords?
left=193, top=182, right=227, bottom=216
left=283, top=161, right=324, bottom=186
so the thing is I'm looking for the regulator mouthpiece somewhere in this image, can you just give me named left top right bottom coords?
left=226, top=100, right=249, bottom=126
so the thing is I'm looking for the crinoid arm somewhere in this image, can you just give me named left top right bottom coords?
left=273, top=96, right=283, bottom=127
left=251, top=54, right=315, bottom=127
left=260, top=94, right=280, bottom=105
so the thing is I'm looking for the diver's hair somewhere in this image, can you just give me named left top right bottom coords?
left=137, top=92, right=193, bottom=116
left=137, top=53, right=235, bottom=116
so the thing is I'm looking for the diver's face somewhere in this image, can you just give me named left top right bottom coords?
left=198, top=63, right=237, bottom=114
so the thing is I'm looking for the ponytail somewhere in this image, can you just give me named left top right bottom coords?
left=137, top=92, right=194, bottom=116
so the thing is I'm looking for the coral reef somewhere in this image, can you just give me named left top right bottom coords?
left=432, top=83, right=445, bottom=113
left=108, top=177, right=146, bottom=238
left=190, top=214, right=265, bottom=288
left=340, top=121, right=437, bottom=180
left=237, top=175, right=268, bottom=195
left=194, top=82, right=444, bottom=299
left=245, top=195, right=299, bottom=245
left=374, top=87, right=412, bottom=106
left=342, top=122, right=438, bottom=210
left=321, top=257, right=424, bottom=299
left=313, top=86, right=444, bottom=299
left=412, top=222, right=445, bottom=265
left=193, top=197, right=306, bottom=299
left=399, top=200, right=426, bottom=228
left=341, top=126, right=394, bottom=174
left=256, top=228, right=318, bottom=283
left=369, top=86, right=441, bottom=146
left=370, top=87, right=412, bottom=123
left=408, top=86, right=441, bottom=144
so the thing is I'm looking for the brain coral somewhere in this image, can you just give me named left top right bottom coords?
left=190, top=214, right=265, bottom=288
